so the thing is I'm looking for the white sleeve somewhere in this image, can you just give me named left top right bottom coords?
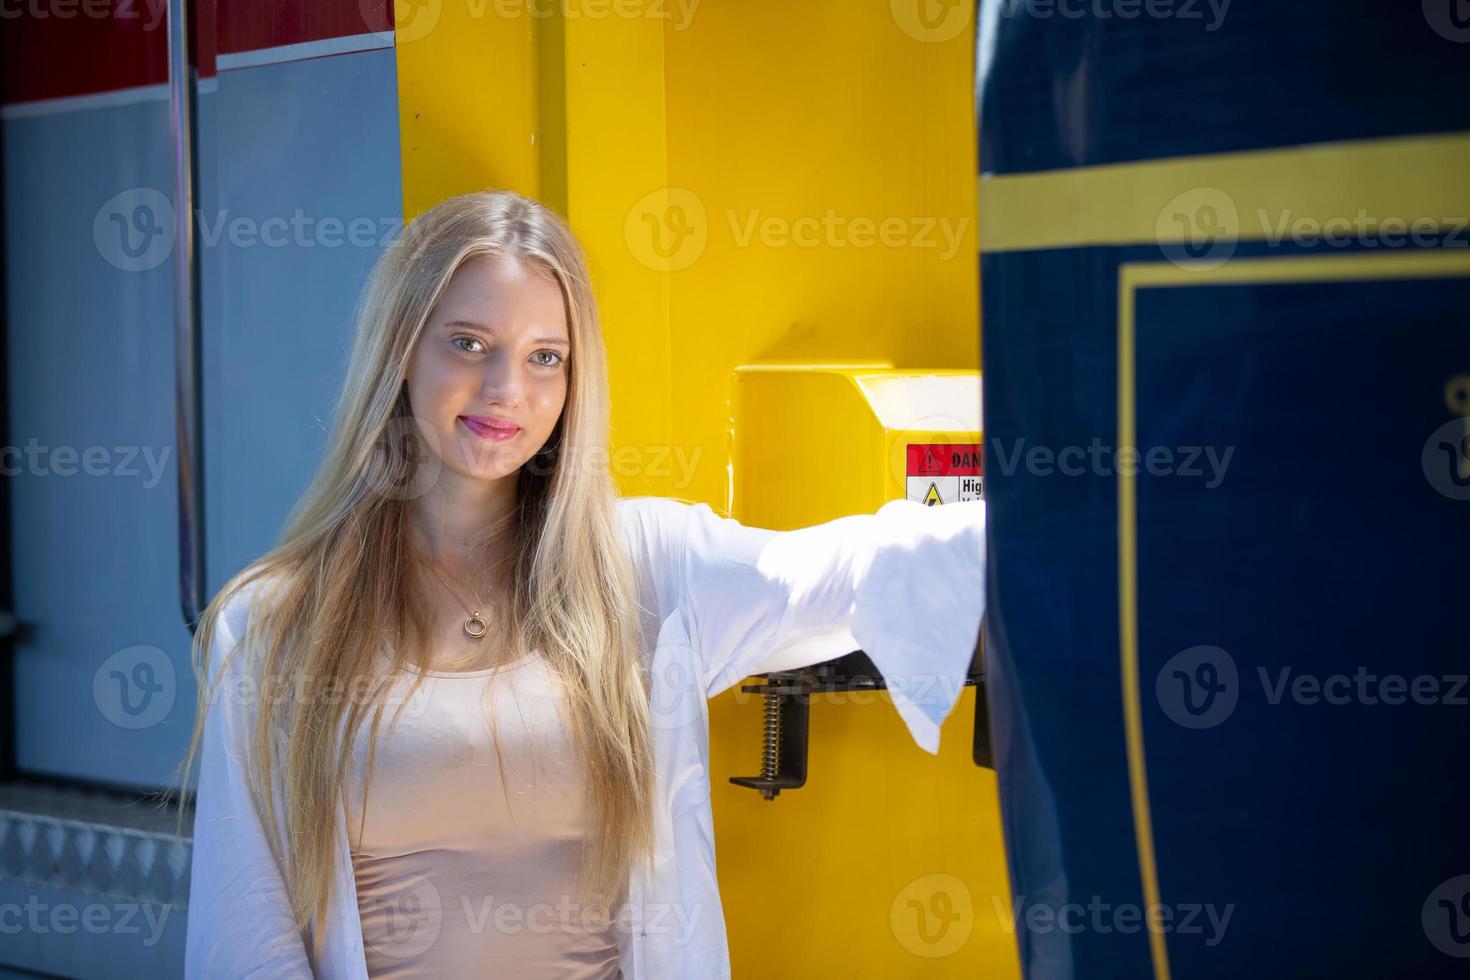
left=627, top=495, right=986, bottom=754
left=184, top=587, right=315, bottom=979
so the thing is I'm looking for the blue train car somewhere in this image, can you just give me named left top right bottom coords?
left=978, top=2, right=1470, bottom=978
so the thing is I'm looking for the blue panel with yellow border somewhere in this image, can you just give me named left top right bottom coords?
left=977, top=3, right=1470, bottom=978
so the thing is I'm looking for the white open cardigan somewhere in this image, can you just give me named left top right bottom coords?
left=184, top=494, right=986, bottom=979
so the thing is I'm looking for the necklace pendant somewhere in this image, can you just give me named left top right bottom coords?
left=464, top=613, right=488, bottom=640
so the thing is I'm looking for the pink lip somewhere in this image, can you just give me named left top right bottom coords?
left=459, top=416, right=521, bottom=441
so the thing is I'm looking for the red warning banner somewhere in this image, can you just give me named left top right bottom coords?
left=907, top=443, right=982, bottom=476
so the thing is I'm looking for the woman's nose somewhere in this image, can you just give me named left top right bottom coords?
left=478, top=355, right=523, bottom=405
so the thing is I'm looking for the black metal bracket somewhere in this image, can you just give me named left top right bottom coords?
left=729, top=642, right=990, bottom=800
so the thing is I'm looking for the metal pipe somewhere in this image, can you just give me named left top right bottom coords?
left=168, top=0, right=205, bottom=633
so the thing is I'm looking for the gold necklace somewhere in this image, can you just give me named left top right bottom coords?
left=424, top=561, right=491, bottom=640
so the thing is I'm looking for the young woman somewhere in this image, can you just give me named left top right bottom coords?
left=178, top=189, right=985, bottom=979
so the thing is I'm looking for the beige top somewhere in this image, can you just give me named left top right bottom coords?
left=341, top=648, right=623, bottom=979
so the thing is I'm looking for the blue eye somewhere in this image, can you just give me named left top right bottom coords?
left=452, top=335, right=485, bottom=354
left=532, top=350, right=565, bottom=368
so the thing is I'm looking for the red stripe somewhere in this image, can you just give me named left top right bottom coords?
left=907, top=443, right=983, bottom=477
left=217, top=0, right=392, bottom=54
left=2, top=0, right=392, bottom=108
left=2, top=1, right=170, bottom=106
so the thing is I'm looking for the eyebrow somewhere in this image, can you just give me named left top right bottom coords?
left=442, top=319, right=570, bottom=347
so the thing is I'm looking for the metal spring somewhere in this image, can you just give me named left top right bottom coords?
left=760, top=691, right=781, bottom=781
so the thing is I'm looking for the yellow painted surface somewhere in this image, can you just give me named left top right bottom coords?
left=978, top=132, right=1470, bottom=253
left=728, top=366, right=1007, bottom=976
left=393, top=2, right=1008, bottom=975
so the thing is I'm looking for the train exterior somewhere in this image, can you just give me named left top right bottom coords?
left=2, top=1, right=995, bottom=977
left=978, top=2, right=1470, bottom=978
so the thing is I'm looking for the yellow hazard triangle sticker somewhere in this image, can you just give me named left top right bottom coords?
left=923, top=482, right=944, bottom=506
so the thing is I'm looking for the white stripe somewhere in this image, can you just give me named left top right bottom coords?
left=2, top=83, right=169, bottom=121
left=216, top=30, right=395, bottom=71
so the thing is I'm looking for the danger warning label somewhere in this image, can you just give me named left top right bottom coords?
left=906, top=443, right=982, bottom=506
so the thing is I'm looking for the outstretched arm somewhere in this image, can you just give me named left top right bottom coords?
left=622, top=496, right=985, bottom=753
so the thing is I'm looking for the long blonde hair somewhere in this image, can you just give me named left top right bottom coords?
left=171, top=189, right=656, bottom=956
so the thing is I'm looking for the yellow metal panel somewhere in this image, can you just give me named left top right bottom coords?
left=393, top=3, right=1009, bottom=976
left=725, top=367, right=1010, bottom=979
left=390, top=2, right=543, bottom=218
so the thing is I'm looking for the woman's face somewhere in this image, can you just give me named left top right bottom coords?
left=405, top=253, right=571, bottom=484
